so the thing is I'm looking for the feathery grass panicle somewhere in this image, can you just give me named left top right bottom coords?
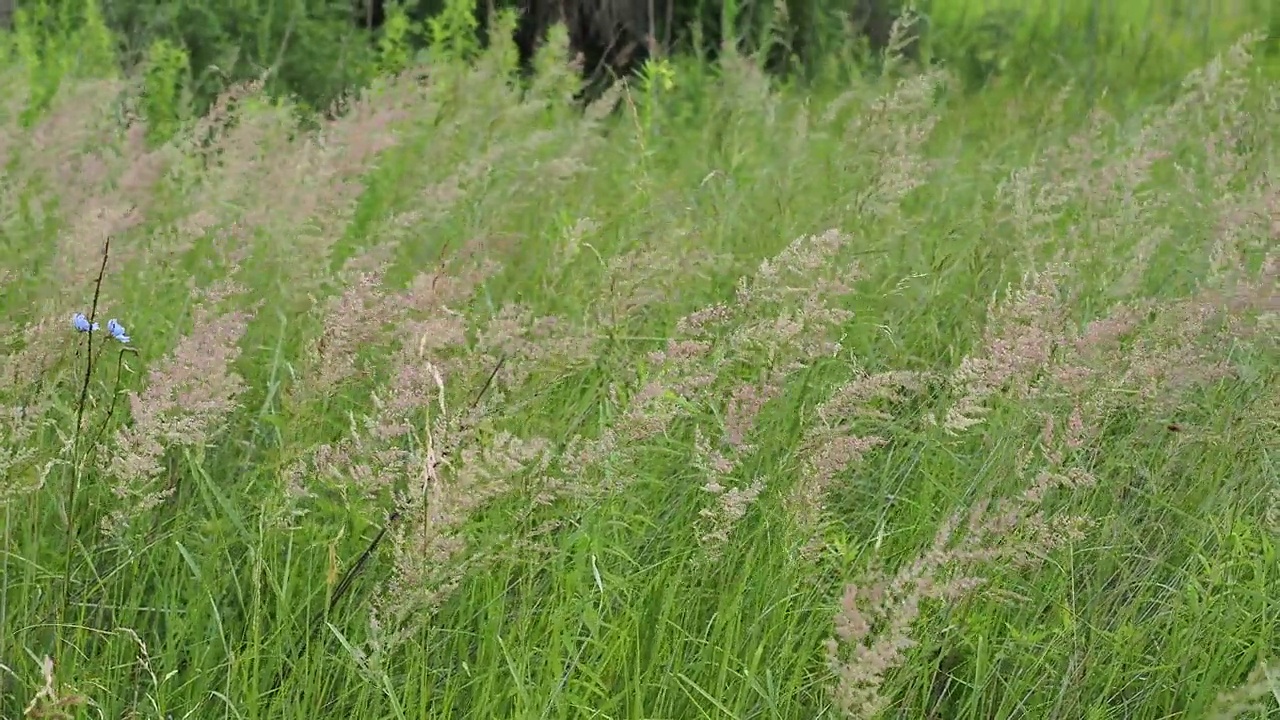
left=1, top=318, right=81, bottom=504
left=19, top=655, right=87, bottom=720
left=472, top=303, right=597, bottom=389
left=790, top=370, right=923, bottom=550
left=557, top=228, right=873, bottom=509
left=102, top=285, right=252, bottom=537
left=305, top=263, right=397, bottom=394
left=841, top=68, right=946, bottom=218
left=827, top=402, right=1100, bottom=716
left=298, top=238, right=503, bottom=404
left=825, top=36, right=1278, bottom=713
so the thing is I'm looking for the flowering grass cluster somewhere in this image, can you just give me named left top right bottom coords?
left=0, top=28, right=1278, bottom=720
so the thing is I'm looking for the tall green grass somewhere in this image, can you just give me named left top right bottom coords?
left=1, top=12, right=1278, bottom=720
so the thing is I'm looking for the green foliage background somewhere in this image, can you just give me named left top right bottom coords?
left=1, top=0, right=1276, bottom=120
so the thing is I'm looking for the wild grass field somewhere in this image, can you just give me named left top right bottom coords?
left=1, top=8, right=1278, bottom=720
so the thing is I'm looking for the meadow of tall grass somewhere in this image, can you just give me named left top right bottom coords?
left=1, top=12, right=1278, bottom=720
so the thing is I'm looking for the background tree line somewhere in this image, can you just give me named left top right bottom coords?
left=0, top=0, right=1276, bottom=125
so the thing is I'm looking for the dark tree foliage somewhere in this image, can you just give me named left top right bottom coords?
left=355, top=0, right=919, bottom=91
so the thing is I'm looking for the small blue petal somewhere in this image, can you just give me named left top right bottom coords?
left=106, top=319, right=131, bottom=343
left=72, top=313, right=99, bottom=333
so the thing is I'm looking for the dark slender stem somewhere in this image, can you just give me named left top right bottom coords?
left=60, top=235, right=111, bottom=637
left=86, top=346, right=139, bottom=456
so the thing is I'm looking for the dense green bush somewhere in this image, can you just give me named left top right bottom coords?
left=0, top=0, right=1274, bottom=120
left=103, top=0, right=381, bottom=113
left=0, top=0, right=378, bottom=116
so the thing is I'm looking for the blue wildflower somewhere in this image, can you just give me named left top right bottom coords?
left=106, top=319, right=130, bottom=344
left=72, top=313, right=99, bottom=333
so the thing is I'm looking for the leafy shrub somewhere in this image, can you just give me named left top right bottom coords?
left=96, top=0, right=377, bottom=114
